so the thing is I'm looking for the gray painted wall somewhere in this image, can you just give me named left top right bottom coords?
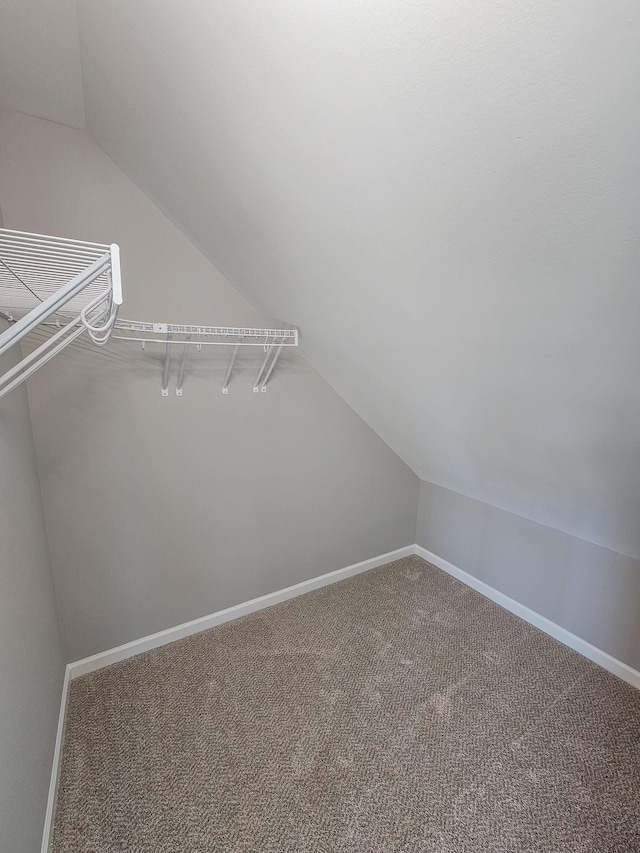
left=0, top=110, right=419, bottom=661
left=417, top=480, right=640, bottom=672
left=28, top=344, right=418, bottom=661
left=0, top=319, right=66, bottom=853
left=76, top=0, right=640, bottom=562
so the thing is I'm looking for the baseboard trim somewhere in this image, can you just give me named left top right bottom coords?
left=40, top=663, right=71, bottom=853
left=43, top=545, right=410, bottom=851
left=44, top=541, right=639, bottom=850
left=68, top=542, right=640, bottom=690
left=68, top=545, right=415, bottom=680
left=414, top=545, right=640, bottom=691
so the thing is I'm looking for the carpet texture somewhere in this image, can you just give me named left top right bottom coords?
left=52, top=556, right=640, bottom=852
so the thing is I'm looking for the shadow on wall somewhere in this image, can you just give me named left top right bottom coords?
left=24, top=335, right=419, bottom=662
left=416, top=479, right=640, bottom=673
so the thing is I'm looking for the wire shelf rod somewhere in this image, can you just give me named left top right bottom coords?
left=0, top=229, right=123, bottom=400
left=0, top=296, right=110, bottom=401
left=0, top=254, right=111, bottom=356
left=109, top=335, right=296, bottom=347
left=0, top=228, right=110, bottom=250
left=111, top=320, right=297, bottom=343
left=0, top=244, right=110, bottom=262
left=0, top=322, right=87, bottom=401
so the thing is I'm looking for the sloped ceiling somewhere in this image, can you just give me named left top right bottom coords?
left=6, top=1, right=640, bottom=558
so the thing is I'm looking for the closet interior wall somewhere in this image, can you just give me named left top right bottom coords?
left=0, top=318, right=66, bottom=853
left=417, top=480, right=640, bottom=672
left=0, top=109, right=419, bottom=661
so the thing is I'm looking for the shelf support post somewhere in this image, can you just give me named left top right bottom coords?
left=253, top=339, right=273, bottom=392
left=161, top=333, right=172, bottom=396
left=222, top=336, right=243, bottom=394
left=176, top=335, right=191, bottom=396
left=259, top=339, right=284, bottom=391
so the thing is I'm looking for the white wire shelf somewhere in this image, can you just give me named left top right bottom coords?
left=110, top=319, right=298, bottom=396
left=0, top=228, right=298, bottom=399
left=111, top=320, right=298, bottom=346
left=0, top=229, right=122, bottom=321
left=0, top=228, right=122, bottom=400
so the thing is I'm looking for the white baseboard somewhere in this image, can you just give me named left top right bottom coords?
left=41, top=663, right=71, bottom=853
left=414, top=545, right=640, bottom=691
left=44, top=541, right=639, bottom=851
left=68, top=545, right=415, bottom=679
left=68, top=542, right=640, bottom=689
left=43, top=545, right=411, bottom=850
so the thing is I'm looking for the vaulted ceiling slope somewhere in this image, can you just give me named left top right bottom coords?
left=4, top=1, right=640, bottom=559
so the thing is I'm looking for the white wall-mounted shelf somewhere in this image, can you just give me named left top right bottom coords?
left=0, top=228, right=122, bottom=400
left=112, top=320, right=298, bottom=396
left=0, top=228, right=298, bottom=399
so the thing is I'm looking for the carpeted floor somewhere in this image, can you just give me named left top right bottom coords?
left=52, top=556, right=640, bottom=852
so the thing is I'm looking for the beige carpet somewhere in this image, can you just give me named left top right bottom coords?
left=52, top=556, right=640, bottom=852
